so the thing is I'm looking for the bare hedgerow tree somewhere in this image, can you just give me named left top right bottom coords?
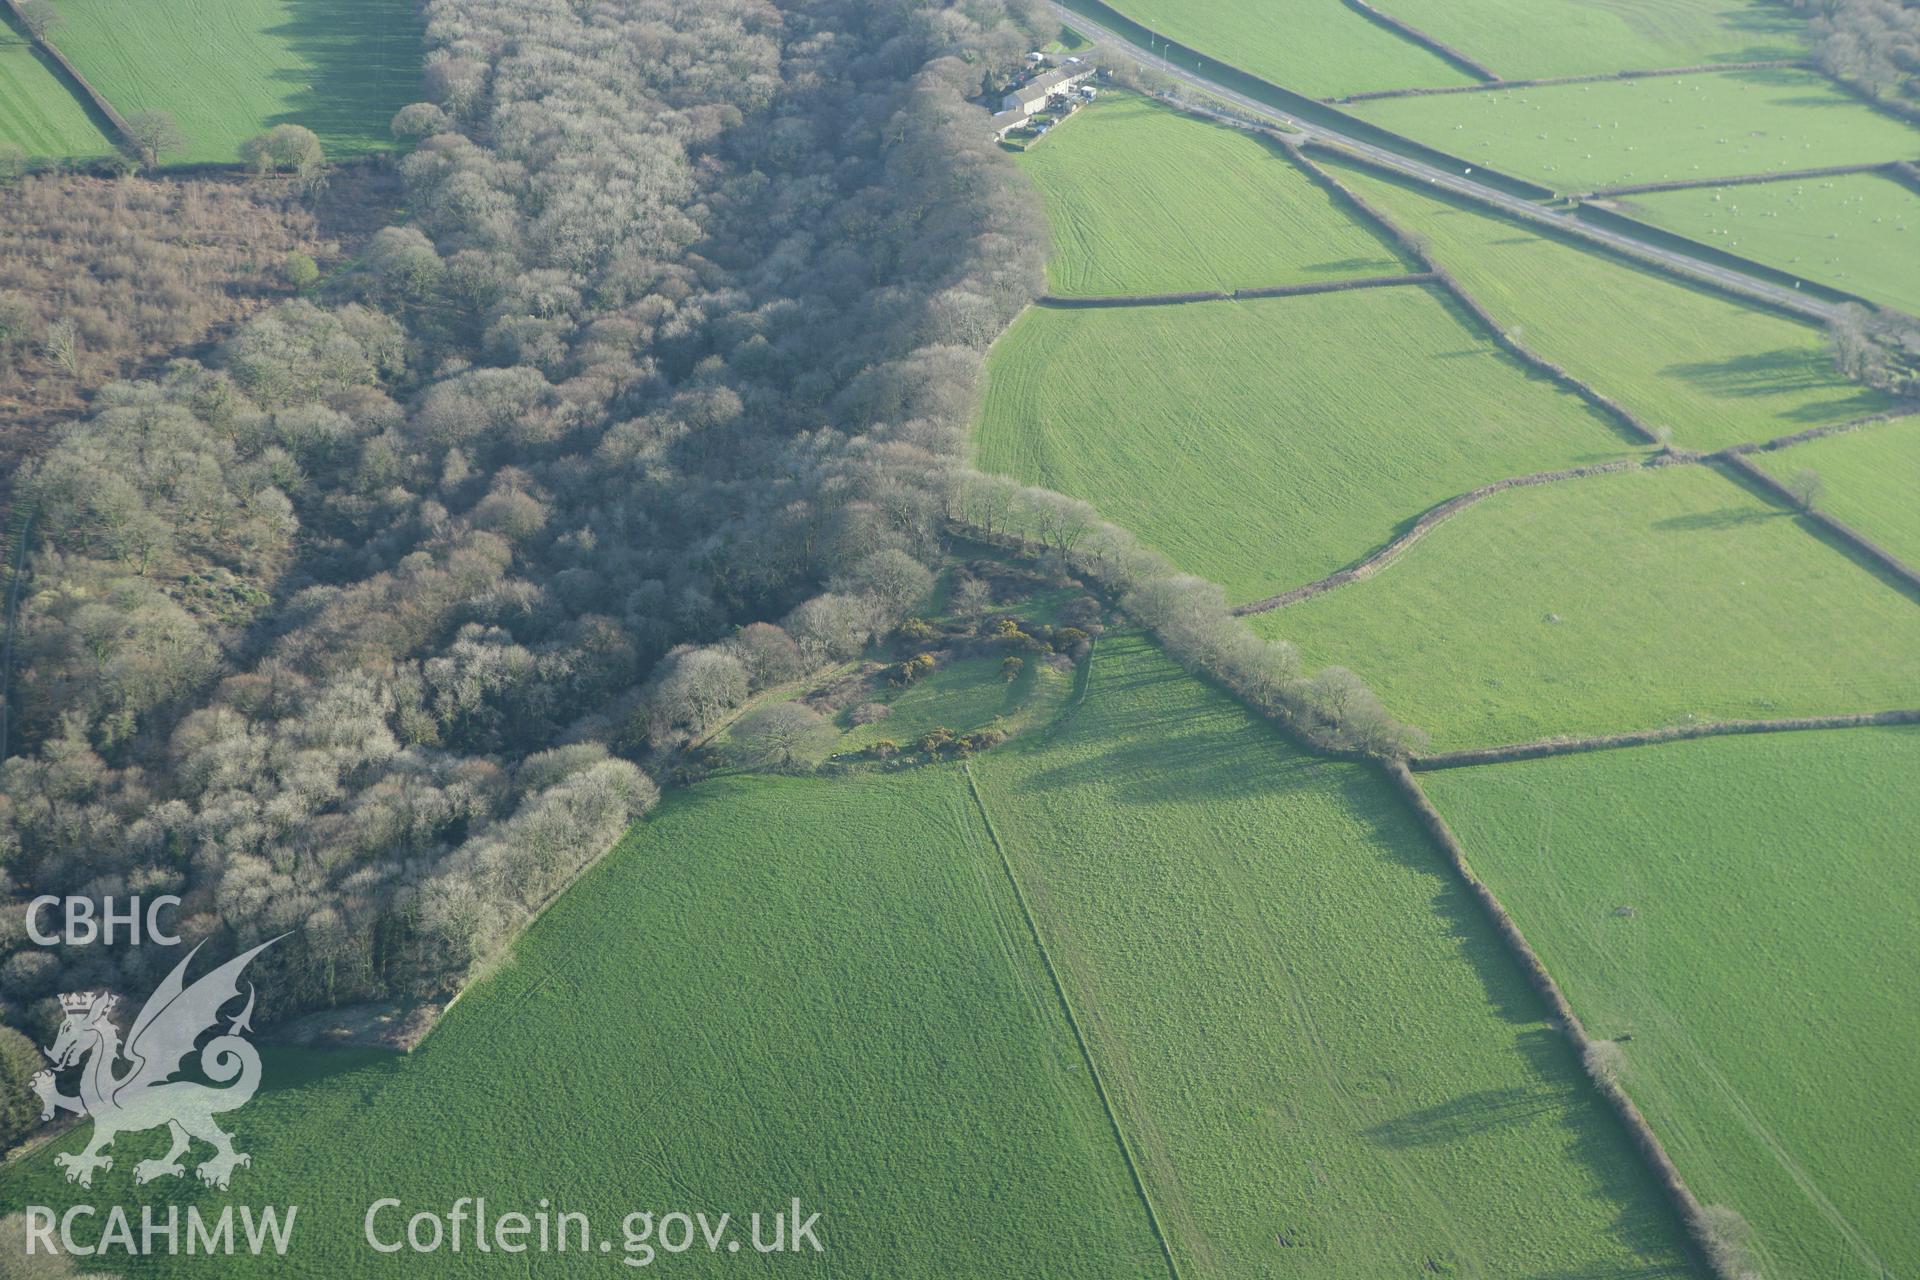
left=123, top=110, right=187, bottom=172
left=732, top=703, right=830, bottom=769
left=1787, top=467, right=1826, bottom=512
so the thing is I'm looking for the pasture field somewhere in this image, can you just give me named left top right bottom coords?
left=1621, top=170, right=1920, bottom=314
left=1328, top=156, right=1888, bottom=449
left=1755, top=414, right=1920, bottom=567
left=48, top=0, right=422, bottom=164
left=977, top=288, right=1640, bottom=602
left=1019, top=95, right=1408, bottom=296
left=0, top=773, right=1167, bottom=1277
left=1255, top=463, right=1920, bottom=748
left=1101, top=0, right=1473, bottom=97
left=0, top=22, right=112, bottom=158
left=969, top=630, right=1698, bottom=1277
left=1348, top=69, right=1920, bottom=193
left=1358, top=0, right=1804, bottom=82
left=1424, top=726, right=1920, bottom=1280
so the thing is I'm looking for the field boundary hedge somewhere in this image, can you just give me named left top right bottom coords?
left=2, top=0, right=132, bottom=147
left=1289, top=143, right=1672, bottom=444
left=1586, top=160, right=1895, bottom=198
left=962, top=762, right=1186, bottom=1280
left=1035, top=273, right=1436, bottom=307
left=1889, top=161, right=1920, bottom=196
left=1231, top=457, right=1671, bottom=615
left=1384, top=761, right=1730, bottom=1278
left=1716, top=453, right=1920, bottom=597
left=1411, top=707, right=1920, bottom=769
left=1720, top=407, right=1909, bottom=455
left=1335, top=58, right=1808, bottom=103
left=1336, top=0, right=1500, bottom=83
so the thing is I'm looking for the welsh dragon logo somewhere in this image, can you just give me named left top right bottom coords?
left=32, top=938, right=279, bottom=1190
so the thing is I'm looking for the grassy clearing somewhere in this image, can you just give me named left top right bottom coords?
left=1349, top=69, right=1920, bottom=193
left=1621, top=170, right=1920, bottom=314
left=977, top=288, right=1640, bottom=602
left=1255, top=463, right=1920, bottom=748
left=1329, top=155, right=1888, bottom=449
left=1755, top=414, right=1920, bottom=566
left=1104, top=0, right=1474, bottom=97
left=969, top=630, right=1698, bottom=1277
left=1424, top=726, right=1920, bottom=1280
left=0, top=22, right=111, bottom=158
left=50, top=0, right=422, bottom=163
left=1020, top=95, right=1408, bottom=296
left=0, top=772, right=1166, bottom=1277
left=834, top=654, right=1058, bottom=754
left=1366, top=0, right=1804, bottom=82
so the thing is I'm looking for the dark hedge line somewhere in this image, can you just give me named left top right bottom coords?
left=1336, top=0, right=1499, bottom=83
left=1413, top=707, right=1920, bottom=769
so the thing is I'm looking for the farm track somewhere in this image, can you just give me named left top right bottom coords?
left=1410, top=708, right=1920, bottom=769
left=1046, top=0, right=1846, bottom=323
left=1036, top=271, right=1434, bottom=307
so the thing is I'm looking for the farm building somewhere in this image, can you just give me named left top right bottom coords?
left=1001, top=62, right=1097, bottom=115
left=991, top=108, right=1029, bottom=140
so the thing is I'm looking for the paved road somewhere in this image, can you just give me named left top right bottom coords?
left=1047, top=0, right=1847, bottom=323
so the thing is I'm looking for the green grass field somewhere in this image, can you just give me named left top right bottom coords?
left=1103, top=0, right=1474, bottom=97
left=1621, top=170, right=1920, bottom=314
left=0, top=773, right=1167, bottom=1276
left=1255, top=463, right=1920, bottom=747
left=1755, top=415, right=1920, bottom=567
left=48, top=0, right=421, bottom=163
left=1424, top=726, right=1920, bottom=1280
left=968, top=631, right=1698, bottom=1276
left=1357, top=0, right=1804, bottom=81
left=0, top=633, right=1704, bottom=1276
left=978, top=288, right=1640, bottom=602
left=1329, top=156, right=1888, bottom=449
left=1020, top=96, right=1408, bottom=296
left=0, top=22, right=112, bottom=158
left=1349, top=69, right=1920, bottom=193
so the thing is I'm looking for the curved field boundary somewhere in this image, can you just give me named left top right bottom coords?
left=1232, top=457, right=1666, bottom=615
left=1385, top=760, right=1729, bottom=1279
left=1717, top=452, right=1920, bottom=599
left=1337, top=0, right=1499, bottom=84
left=1288, top=143, right=1670, bottom=444
left=1411, top=707, right=1920, bottom=770
left=1335, top=59, right=1810, bottom=104
left=1, top=0, right=130, bottom=145
left=1584, top=161, right=1896, bottom=199
left=962, top=762, right=1185, bottom=1280
left=1889, top=161, right=1920, bottom=196
left=1719, top=407, right=1912, bottom=456
left=1035, top=273, right=1436, bottom=307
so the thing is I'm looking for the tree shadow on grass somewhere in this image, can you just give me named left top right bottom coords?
left=1341, top=768, right=1547, bottom=1027
left=1649, top=506, right=1780, bottom=533
left=265, top=0, right=423, bottom=156
left=1661, top=348, right=1836, bottom=399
